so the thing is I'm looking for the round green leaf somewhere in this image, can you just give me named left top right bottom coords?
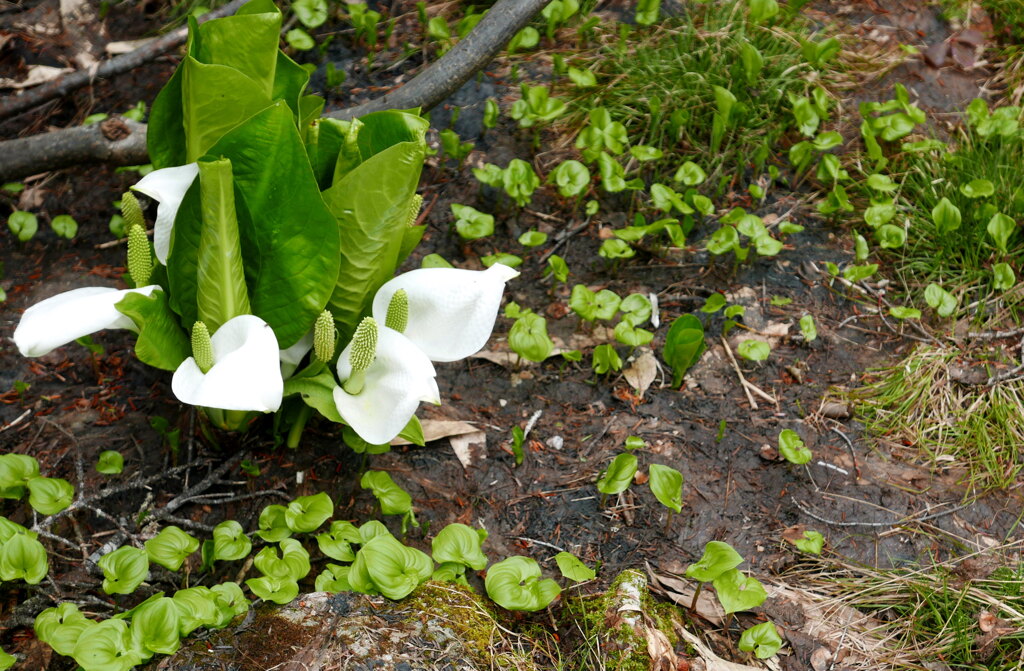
left=686, top=541, right=743, bottom=583
left=349, top=534, right=433, bottom=600
left=596, top=453, right=637, bottom=496
left=451, top=203, right=494, bottom=240
left=72, top=618, right=142, bottom=671
left=27, top=476, right=74, bottom=514
left=98, top=546, right=149, bottom=595
left=293, top=0, right=328, bottom=27
left=673, top=161, right=706, bottom=186
left=35, top=602, right=94, bottom=656
left=554, top=551, right=595, bottom=582
left=793, top=530, right=824, bottom=555
left=712, top=568, right=767, bottom=614
left=0, top=453, right=40, bottom=498
left=509, top=312, right=554, bottom=362
left=172, top=586, right=220, bottom=635
left=432, top=523, right=488, bottom=571
left=210, top=581, right=248, bottom=628
left=648, top=464, right=683, bottom=513
left=549, top=160, right=590, bottom=198
left=50, top=215, right=78, bottom=239
left=960, top=179, right=994, bottom=199
left=624, top=436, right=646, bottom=451
left=737, top=340, right=770, bottom=361
left=738, top=621, right=783, bottom=659
left=993, top=263, right=1016, bottom=291
left=144, top=525, right=199, bottom=571
left=360, top=471, right=412, bottom=516
left=285, top=27, right=315, bottom=50
left=316, top=520, right=360, bottom=562
left=212, top=520, right=251, bottom=561
left=95, top=450, right=124, bottom=475
left=484, top=556, right=561, bottom=611
left=256, top=504, right=292, bottom=542
left=7, top=211, right=38, bottom=242
left=599, top=238, right=635, bottom=259
left=518, top=230, right=548, bottom=247
left=253, top=538, right=311, bottom=581
left=315, top=564, right=351, bottom=592
left=778, top=429, right=811, bottom=465
left=285, top=491, right=334, bottom=533
left=246, top=574, right=300, bottom=604
left=924, top=283, right=958, bottom=318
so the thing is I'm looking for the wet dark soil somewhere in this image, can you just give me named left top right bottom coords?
left=1, top=0, right=1022, bottom=669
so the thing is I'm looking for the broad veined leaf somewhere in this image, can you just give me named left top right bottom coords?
left=648, top=464, right=683, bottom=513
left=778, top=429, right=811, bottom=464
left=131, top=596, right=182, bottom=656
left=172, top=586, right=220, bottom=635
left=737, top=340, right=771, bottom=361
left=348, top=534, right=433, bottom=600
left=98, top=546, right=149, bottom=595
left=554, top=552, right=596, bottom=582
left=924, top=283, right=958, bottom=318
left=204, top=102, right=342, bottom=348
left=195, top=158, right=251, bottom=333
left=596, top=453, right=637, bottom=496
left=360, top=471, right=413, bottom=516
left=0, top=453, right=39, bottom=499
left=931, top=197, right=961, bottom=235
left=431, top=523, right=488, bottom=571
left=686, top=541, right=743, bottom=582
left=144, top=526, right=199, bottom=571
left=212, top=520, right=251, bottom=561
left=72, top=617, right=142, bottom=671
left=246, top=574, right=300, bottom=604
left=315, top=564, right=351, bottom=592
left=26, top=476, right=74, bottom=515
left=253, top=539, right=311, bottom=581
left=323, top=113, right=428, bottom=339
left=316, top=520, right=361, bottom=561
left=284, top=491, right=334, bottom=533
left=712, top=568, right=767, bottom=614
left=210, top=581, right=249, bottom=628
left=484, top=556, right=561, bottom=611
left=663, top=314, right=706, bottom=387
left=0, top=533, right=48, bottom=584
left=0, top=516, right=36, bottom=542
left=95, top=450, right=124, bottom=475
left=738, top=621, right=783, bottom=659
left=35, top=602, right=95, bottom=657
left=256, top=504, right=292, bottom=543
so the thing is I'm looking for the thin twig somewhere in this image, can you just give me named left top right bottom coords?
left=538, top=217, right=591, bottom=264
left=791, top=496, right=974, bottom=528
left=720, top=336, right=758, bottom=410
left=514, top=536, right=567, bottom=553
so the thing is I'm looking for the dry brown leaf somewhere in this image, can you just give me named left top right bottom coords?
left=0, top=65, right=71, bottom=90
left=623, top=349, right=657, bottom=398
left=449, top=431, right=487, bottom=469
left=646, top=564, right=726, bottom=624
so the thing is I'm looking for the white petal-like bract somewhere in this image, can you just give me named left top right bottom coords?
left=371, top=264, right=519, bottom=362
left=279, top=331, right=313, bottom=379
left=333, top=327, right=438, bottom=444
left=172, top=315, right=283, bottom=412
left=13, top=285, right=159, bottom=357
left=132, top=163, right=199, bottom=264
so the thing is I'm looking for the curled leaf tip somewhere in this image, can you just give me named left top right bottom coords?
left=385, top=290, right=409, bottom=333
left=313, top=310, right=336, bottom=363
left=191, top=321, right=213, bottom=373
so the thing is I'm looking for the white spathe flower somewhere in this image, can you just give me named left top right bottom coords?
left=332, top=327, right=439, bottom=445
left=132, top=163, right=199, bottom=265
left=13, top=285, right=159, bottom=358
left=279, top=331, right=313, bottom=379
left=172, top=315, right=283, bottom=413
left=371, top=263, right=520, bottom=362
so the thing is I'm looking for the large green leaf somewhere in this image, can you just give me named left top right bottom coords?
left=206, top=102, right=341, bottom=348
left=323, top=125, right=426, bottom=337
left=273, top=51, right=313, bottom=120
left=182, top=56, right=273, bottom=162
left=356, top=110, right=429, bottom=158
left=165, top=180, right=203, bottom=327
left=115, top=290, right=190, bottom=371
left=192, top=2, right=280, bottom=99
left=147, top=66, right=186, bottom=169
left=196, top=159, right=251, bottom=333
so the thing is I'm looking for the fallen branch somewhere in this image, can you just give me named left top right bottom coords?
left=0, top=0, right=249, bottom=121
left=0, top=0, right=549, bottom=182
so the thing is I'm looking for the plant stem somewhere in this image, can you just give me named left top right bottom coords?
left=286, top=405, right=313, bottom=449
left=689, top=582, right=703, bottom=612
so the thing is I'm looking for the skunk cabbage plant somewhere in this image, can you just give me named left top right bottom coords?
left=10, top=0, right=515, bottom=444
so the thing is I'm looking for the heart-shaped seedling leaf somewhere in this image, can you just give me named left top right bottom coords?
left=173, top=586, right=221, bottom=636
left=27, top=477, right=74, bottom=515
left=712, top=568, right=768, bottom=614
left=348, top=534, right=433, bottom=600
left=145, top=525, right=199, bottom=571
left=253, top=539, right=311, bottom=582
left=738, top=621, right=783, bottom=659
left=778, top=429, right=812, bottom=465
left=485, top=556, right=561, bottom=611
left=284, top=491, right=334, bottom=533
left=246, top=574, right=300, bottom=604
left=98, top=546, right=149, bottom=595
left=685, top=541, right=743, bottom=583
left=34, top=602, right=94, bottom=657
left=316, top=520, right=361, bottom=562
left=131, top=596, right=182, bottom=656
left=596, top=453, right=638, bottom=496
left=648, top=464, right=683, bottom=513
left=210, top=581, right=249, bottom=628
left=555, top=551, right=596, bottom=582
left=431, top=523, right=488, bottom=571
left=95, top=450, right=124, bottom=475
left=212, top=520, right=252, bottom=562
left=315, top=564, right=352, bottom=592
left=663, top=315, right=706, bottom=387
left=256, top=504, right=292, bottom=543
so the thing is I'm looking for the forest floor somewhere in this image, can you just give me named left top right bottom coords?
left=2, top=0, right=1024, bottom=669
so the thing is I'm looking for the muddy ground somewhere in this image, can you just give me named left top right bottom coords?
left=1, top=0, right=1022, bottom=669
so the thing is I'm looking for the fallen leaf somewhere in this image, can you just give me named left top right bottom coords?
left=450, top=431, right=487, bottom=469
left=924, top=41, right=949, bottom=68
left=623, top=349, right=657, bottom=398
left=0, top=65, right=71, bottom=90
left=809, top=647, right=832, bottom=671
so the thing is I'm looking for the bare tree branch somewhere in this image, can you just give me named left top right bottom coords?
left=0, top=0, right=550, bottom=182
left=0, top=0, right=249, bottom=121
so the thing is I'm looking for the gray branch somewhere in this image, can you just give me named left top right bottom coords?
left=0, top=0, right=550, bottom=182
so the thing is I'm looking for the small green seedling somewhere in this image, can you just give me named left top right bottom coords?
left=508, top=309, right=554, bottom=362
left=510, top=84, right=567, bottom=128
left=778, top=429, right=811, bottom=465
left=737, top=340, right=770, bottom=361
left=95, top=450, right=124, bottom=475
left=592, top=343, right=622, bottom=375
left=284, top=491, right=334, bottom=533
left=510, top=426, right=526, bottom=466
left=145, top=526, right=199, bottom=571
left=27, top=477, right=74, bottom=515
left=663, top=315, right=706, bottom=387
left=555, top=551, right=595, bottom=582
left=361, top=471, right=418, bottom=532
left=439, top=129, right=474, bottom=168
left=451, top=203, right=494, bottom=240
left=924, top=283, right=957, bottom=318
left=799, top=315, right=817, bottom=342
left=738, top=621, right=783, bottom=659
left=98, top=546, right=149, bottom=595
left=432, top=523, right=488, bottom=571
left=596, top=453, right=637, bottom=507
left=648, top=463, right=683, bottom=529
left=8, top=211, right=38, bottom=242
left=484, top=556, right=560, bottom=611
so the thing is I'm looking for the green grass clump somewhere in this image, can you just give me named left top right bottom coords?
left=565, top=0, right=823, bottom=178
left=849, top=346, right=1024, bottom=493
